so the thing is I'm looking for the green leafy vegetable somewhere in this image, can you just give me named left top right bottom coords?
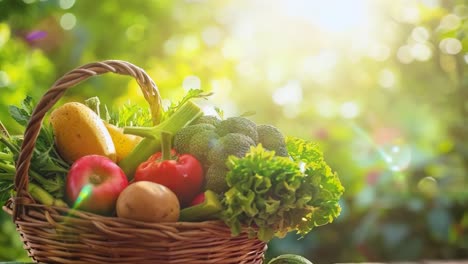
left=161, top=89, right=212, bottom=121
left=84, top=96, right=153, bottom=128
left=286, top=136, right=344, bottom=231
left=221, top=138, right=344, bottom=242
left=0, top=96, right=69, bottom=206
left=107, top=102, right=153, bottom=127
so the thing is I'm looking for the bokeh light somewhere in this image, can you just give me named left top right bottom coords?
left=439, top=38, right=462, bottom=55
left=182, top=75, right=201, bottom=91
left=340, top=102, right=360, bottom=119
left=0, top=71, right=10, bottom=88
left=439, top=14, right=461, bottom=31
left=272, top=81, right=302, bottom=106
left=59, top=0, right=75, bottom=10
left=417, top=176, right=439, bottom=197
left=378, top=69, right=396, bottom=89
left=202, top=26, right=222, bottom=46
left=411, top=43, right=432, bottom=61
left=0, top=23, right=10, bottom=48
left=411, top=26, right=430, bottom=43
left=397, top=45, right=414, bottom=64
left=126, top=24, right=145, bottom=41
left=60, top=13, right=76, bottom=30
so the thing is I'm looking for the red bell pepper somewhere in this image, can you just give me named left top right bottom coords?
left=134, top=132, right=203, bottom=206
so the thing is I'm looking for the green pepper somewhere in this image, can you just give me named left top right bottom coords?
left=179, top=190, right=223, bottom=222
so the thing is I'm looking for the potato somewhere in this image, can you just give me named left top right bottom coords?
left=116, top=181, right=180, bottom=222
left=50, top=102, right=116, bottom=163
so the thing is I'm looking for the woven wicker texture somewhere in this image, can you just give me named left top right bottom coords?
left=2, top=60, right=266, bottom=264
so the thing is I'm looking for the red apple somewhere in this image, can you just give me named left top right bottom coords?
left=66, top=155, right=128, bottom=215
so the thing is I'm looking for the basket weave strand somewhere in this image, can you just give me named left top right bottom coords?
left=2, top=60, right=266, bottom=263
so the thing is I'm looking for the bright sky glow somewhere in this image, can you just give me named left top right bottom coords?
left=272, top=80, right=303, bottom=105
left=284, top=0, right=372, bottom=34
left=182, top=75, right=201, bottom=91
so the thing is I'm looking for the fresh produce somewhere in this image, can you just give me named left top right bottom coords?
left=216, top=116, right=259, bottom=143
left=84, top=96, right=143, bottom=163
left=256, top=124, right=288, bottom=156
left=204, top=164, right=230, bottom=194
left=179, top=190, right=223, bottom=221
left=0, top=136, right=67, bottom=207
left=118, top=89, right=211, bottom=179
left=173, top=116, right=288, bottom=194
left=267, top=254, right=313, bottom=264
left=191, top=115, right=221, bottom=127
left=0, top=89, right=344, bottom=248
left=50, top=102, right=116, bottom=163
left=134, top=132, right=204, bottom=206
left=104, top=122, right=142, bottom=162
left=119, top=100, right=203, bottom=179
left=116, top=181, right=180, bottom=222
left=221, top=139, right=344, bottom=242
left=0, top=97, right=68, bottom=206
left=66, top=155, right=128, bottom=215
left=189, top=191, right=207, bottom=206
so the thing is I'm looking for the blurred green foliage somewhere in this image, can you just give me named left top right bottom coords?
left=0, top=0, right=467, bottom=263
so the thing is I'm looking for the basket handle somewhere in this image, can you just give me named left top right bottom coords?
left=12, top=60, right=162, bottom=219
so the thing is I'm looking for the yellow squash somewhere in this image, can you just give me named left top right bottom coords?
left=104, top=122, right=142, bottom=163
left=50, top=102, right=116, bottom=163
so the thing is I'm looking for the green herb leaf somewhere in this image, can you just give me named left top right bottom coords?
left=162, top=89, right=212, bottom=121
left=0, top=97, right=69, bottom=205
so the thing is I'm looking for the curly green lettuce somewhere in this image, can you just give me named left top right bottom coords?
left=221, top=137, right=344, bottom=242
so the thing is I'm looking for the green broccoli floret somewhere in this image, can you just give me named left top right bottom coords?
left=257, top=124, right=288, bottom=157
left=192, top=115, right=221, bottom=127
left=173, top=123, right=216, bottom=154
left=205, top=163, right=229, bottom=193
left=207, top=133, right=256, bottom=165
left=216, top=117, right=258, bottom=143
left=174, top=116, right=290, bottom=196
left=189, top=130, right=220, bottom=163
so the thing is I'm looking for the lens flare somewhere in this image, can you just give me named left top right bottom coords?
left=73, top=184, right=93, bottom=209
left=350, top=123, right=411, bottom=172
left=380, top=144, right=412, bottom=172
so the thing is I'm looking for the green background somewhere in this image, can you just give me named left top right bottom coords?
left=0, top=0, right=467, bottom=263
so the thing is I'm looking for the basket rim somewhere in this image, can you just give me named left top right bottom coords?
left=3, top=198, right=232, bottom=229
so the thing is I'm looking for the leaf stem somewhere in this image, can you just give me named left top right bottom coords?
left=0, top=162, right=15, bottom=173
left=0, top=152, right=13, bottom=161
left=0, top=134, right=19, bottom=154
left=160, top=132, right=172, bottom=161
left=85, top=96, right=101, bottom=117
left=119, top=100, right=203, bottom=179
left=123, top=126, right=167, bottom=139
left=0, top=172, right=15, bottom=180
left=0, top=120, right=10, bottom=138
left=28, top=182, right=68, bottom=207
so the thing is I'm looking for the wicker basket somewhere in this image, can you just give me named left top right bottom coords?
left=2, top=60, right=267, bottom=264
